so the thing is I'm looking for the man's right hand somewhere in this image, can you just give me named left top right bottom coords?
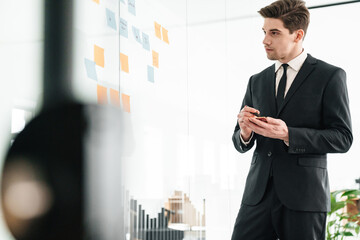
left=237, top=106, right=260, bottom=142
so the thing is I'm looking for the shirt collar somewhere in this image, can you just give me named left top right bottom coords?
left=275, top=49, right=308, bottom=72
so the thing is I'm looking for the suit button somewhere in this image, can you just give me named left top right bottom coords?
left=267, top=151, right=272, bottom=157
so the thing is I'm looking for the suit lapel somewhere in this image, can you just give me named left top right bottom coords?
left=264, top=64, right=277, bottom=117
left=276, top=54, right=317, bottom=116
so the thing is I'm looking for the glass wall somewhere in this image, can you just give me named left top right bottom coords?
left=1, top=0, right=360, bottom=239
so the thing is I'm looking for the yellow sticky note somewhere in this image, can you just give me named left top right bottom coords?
left=152, top=50, right=159, bottom=68
left=162, top=27, right=169, bottom=44
left=122, top=93, right=131, bottom=113
left=110, top=88, right=120, bottom=107
left=94, top=45, right=104, bottom=68
left=120, top=53, right=129, bottom=73
left=92, top=0, right=100, bottom=4
left=97, top=85, right=108, bottom=105
left=154, top=21, right=162, bottom=39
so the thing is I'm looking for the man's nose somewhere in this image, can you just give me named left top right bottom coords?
left=263, top=35, right=270, bottom=46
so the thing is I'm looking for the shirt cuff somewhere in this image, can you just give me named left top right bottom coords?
left=284, top=140, right=289, bottom=146
left=240, top=131, right=253, bottom=146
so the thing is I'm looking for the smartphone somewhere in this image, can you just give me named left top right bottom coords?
left=255, top=116, right=267, bottom=122
left=250, top=112, right=267, bottom=122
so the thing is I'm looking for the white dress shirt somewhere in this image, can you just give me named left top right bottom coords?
left=240, top=50, right=308, bottom=145
left=274, top=50, right=308, bottom=97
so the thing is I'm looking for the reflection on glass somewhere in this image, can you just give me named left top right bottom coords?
left=125, top=189, right=205, bottom=240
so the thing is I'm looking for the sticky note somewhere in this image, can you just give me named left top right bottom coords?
left=152, top=50, right=159, bottom=68
left=97, top=85, right=108, bottom=104
left=120, top=18, right=128, bottom=38
left=132, top=26, right=142, bottom=44
left=120, top=53, right=129, bottom=73
left=142, top=32, right=150, bottom=51
left=106, top=8, right=117, bottom=30
left=147, top=65, right=154, bottom=83
left=93, top=0, right=100, bottom=4
left=154, top=22, right=161, bottom=39
left=110, top=88, right=120, bottom=107
left=162, top=27, right=169, bottom=44
left=84, top=58, right=97, bottom=81
left=120, top=0, right=125, bottom=3
left=94, top=45, right=104, bottom=68
left=128, top=0, right=136, bottom=16
left=122, top=93, right=131, bottom=113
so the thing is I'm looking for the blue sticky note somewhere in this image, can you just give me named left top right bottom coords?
left=106, top=8, right=117, bottom=30
left=132, top=26, right=142, bottom=44
left=120, top=0, right=125, bottom=3
left=128, top=0, right=136, bottom=16
left=84, top=58, right=97, bottom=81
left=142, top=32, right=150, bottom=51
left=120, top=18, right=128, bottom=38
left=147, top=65, right=154, bottom=83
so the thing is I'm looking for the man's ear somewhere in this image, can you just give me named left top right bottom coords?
left=294, top=29, right=305, bottom=42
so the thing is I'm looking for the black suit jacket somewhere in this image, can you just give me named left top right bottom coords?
left=232, top=54, right=352, bottom=212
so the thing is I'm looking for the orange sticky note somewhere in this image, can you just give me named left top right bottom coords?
left=154, top=21, right=162, bottom=39
left=92, top=0, right=100, bottom=4
left=94, top=45, right=104, bottom=67
left=97, top=85, right=108, bottom=104
left=120, top=53, right=129, bottom=73
left=162, top=27, right=169, bottom=44
left=122, top=93, right=131, bottom=113
left=110, top=88, right=120, bottom=107
left=152, top=50, right=159, bottom=68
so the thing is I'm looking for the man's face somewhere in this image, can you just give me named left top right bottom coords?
left=262, top=18, right=299, bottom=63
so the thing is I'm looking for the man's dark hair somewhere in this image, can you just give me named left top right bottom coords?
left=258, top=0, right=310, bottom=36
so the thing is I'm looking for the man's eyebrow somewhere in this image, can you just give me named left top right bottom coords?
left=262, top=28, right=281, bottom=32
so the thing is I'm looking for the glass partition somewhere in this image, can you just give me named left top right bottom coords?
left=1, top=1, right=360, bottom=239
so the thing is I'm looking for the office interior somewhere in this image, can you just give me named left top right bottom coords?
left=0, top=0, right=360, bottom=239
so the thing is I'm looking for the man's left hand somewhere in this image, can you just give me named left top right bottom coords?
left=247, top=117, right=289, bottom=142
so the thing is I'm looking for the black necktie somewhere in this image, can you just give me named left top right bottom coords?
left=277, top=63, right=288, bottom=110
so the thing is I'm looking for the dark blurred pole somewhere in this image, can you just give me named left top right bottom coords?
left=43, top=0, right=74, bottom=109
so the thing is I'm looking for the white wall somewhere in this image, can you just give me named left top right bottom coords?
left=0, top=0, right=43, bottom=239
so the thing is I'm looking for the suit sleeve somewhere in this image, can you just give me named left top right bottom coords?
left=288, top=68, right=353, bottom=154
left=232, top=76, right=257, bottom=153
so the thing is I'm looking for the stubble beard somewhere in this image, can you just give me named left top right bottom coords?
left=266, top=52, right=278, bottom=61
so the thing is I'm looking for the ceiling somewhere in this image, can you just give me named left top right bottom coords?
left=154, top=0, right=360, bottom=25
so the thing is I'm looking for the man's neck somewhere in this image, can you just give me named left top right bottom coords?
left=279, top=47, right=303, bottom=63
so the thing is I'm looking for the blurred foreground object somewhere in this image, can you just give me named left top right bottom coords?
left=1, top=103, right=125, bottom=240
left=1, top=0, right=127, bottom=238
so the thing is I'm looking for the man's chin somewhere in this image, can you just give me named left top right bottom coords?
left=266, top=54, right=277, bottom=61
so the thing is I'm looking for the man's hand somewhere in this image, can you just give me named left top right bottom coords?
left=247, top=116, right=289, bottom=142
left=237, top=106, right=260, bottom=141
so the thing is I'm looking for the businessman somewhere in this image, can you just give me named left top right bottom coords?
left=231, top=0, right=352, bottom=239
